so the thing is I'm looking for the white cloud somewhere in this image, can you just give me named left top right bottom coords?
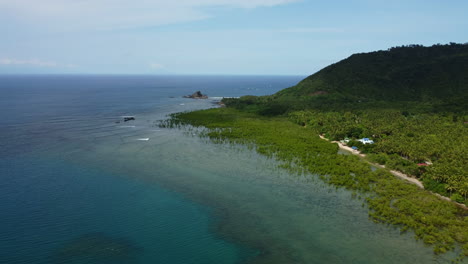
left=0, top=57, right=76, bottom=68
left=149, top=62, right=164, bottom=70
left=280, top=27, right=344, bottom=33
left=0, top=0, right=299, bottom=30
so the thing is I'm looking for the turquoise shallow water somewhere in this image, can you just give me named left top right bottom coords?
left=76, top=123, right=460, bottom=264
left=0, top=75, right=464, bottom=263
left=1, top=156, right=252, bottom=264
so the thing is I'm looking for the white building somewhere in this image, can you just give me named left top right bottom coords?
left=358, top=138, right=374, bottom=144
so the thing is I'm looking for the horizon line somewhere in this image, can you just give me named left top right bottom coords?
left=0, top=73, right=309, bottom=77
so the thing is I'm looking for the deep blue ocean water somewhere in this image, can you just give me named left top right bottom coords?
left=0, top=75, right=462, bottom=264
left=0, top=75, right=302, bottom=264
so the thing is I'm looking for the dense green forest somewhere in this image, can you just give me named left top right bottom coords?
left=222, top=43, right=468, bottom=205
left=164, top=43, right=468, bottom=260
left=288, top=110, right=468, bottom=203
left=282, top=43, right=468, bottom=101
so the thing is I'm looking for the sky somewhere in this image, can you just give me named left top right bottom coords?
left=1, top=0, right=467, bottom=75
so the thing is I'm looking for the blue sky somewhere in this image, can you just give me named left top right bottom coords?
left=1, top=0, right=467, bottom=75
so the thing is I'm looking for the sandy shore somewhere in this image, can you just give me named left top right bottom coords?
left=319, top=135, right=424, bottom=189
left=319, top=135, right=468, bottom=210
left=388, top=169, right=424, bottom=189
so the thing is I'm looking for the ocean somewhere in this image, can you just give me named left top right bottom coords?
left=0, top=75, right=460, bottom=263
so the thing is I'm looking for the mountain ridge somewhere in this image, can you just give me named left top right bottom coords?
left=278, top=43, right=468, bottom=102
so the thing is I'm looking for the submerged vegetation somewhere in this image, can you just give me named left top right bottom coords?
left=163, top=43, right=468, bottom=260
left=162, top=108, right=468, bottom=260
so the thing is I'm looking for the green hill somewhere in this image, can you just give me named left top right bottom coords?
left=280, top=43, right=468, bottom=102
left=225, top=43, right=468, bottom=114
left=221, top=43, right=468, bottom=205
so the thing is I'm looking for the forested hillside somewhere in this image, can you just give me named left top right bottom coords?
left=282, top=43, right=468, bottom=111
left=284, top=43, right=468, bottom=100
left=224, top=43, right=468, bottom=114
left=222, top=43, right=468, bottom=205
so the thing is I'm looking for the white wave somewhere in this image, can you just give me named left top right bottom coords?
left=118, top=125, right=136, bottom=128
left=137, top=138, right=150, bottom=141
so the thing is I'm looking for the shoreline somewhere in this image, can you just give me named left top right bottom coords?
left=319, top=135, right=468, bottom=210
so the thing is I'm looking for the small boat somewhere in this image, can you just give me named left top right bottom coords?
left=122, top=116, right=135, bottom=122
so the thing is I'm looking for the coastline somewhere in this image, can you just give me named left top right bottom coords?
left=172, top=107, right=468, bottom=258
left=319, top=135, right=468, bottom=210
left=320, top=135, right=424, bottom=188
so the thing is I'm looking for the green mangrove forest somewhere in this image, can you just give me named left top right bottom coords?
left=162, top=43, right=468, bottom=261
